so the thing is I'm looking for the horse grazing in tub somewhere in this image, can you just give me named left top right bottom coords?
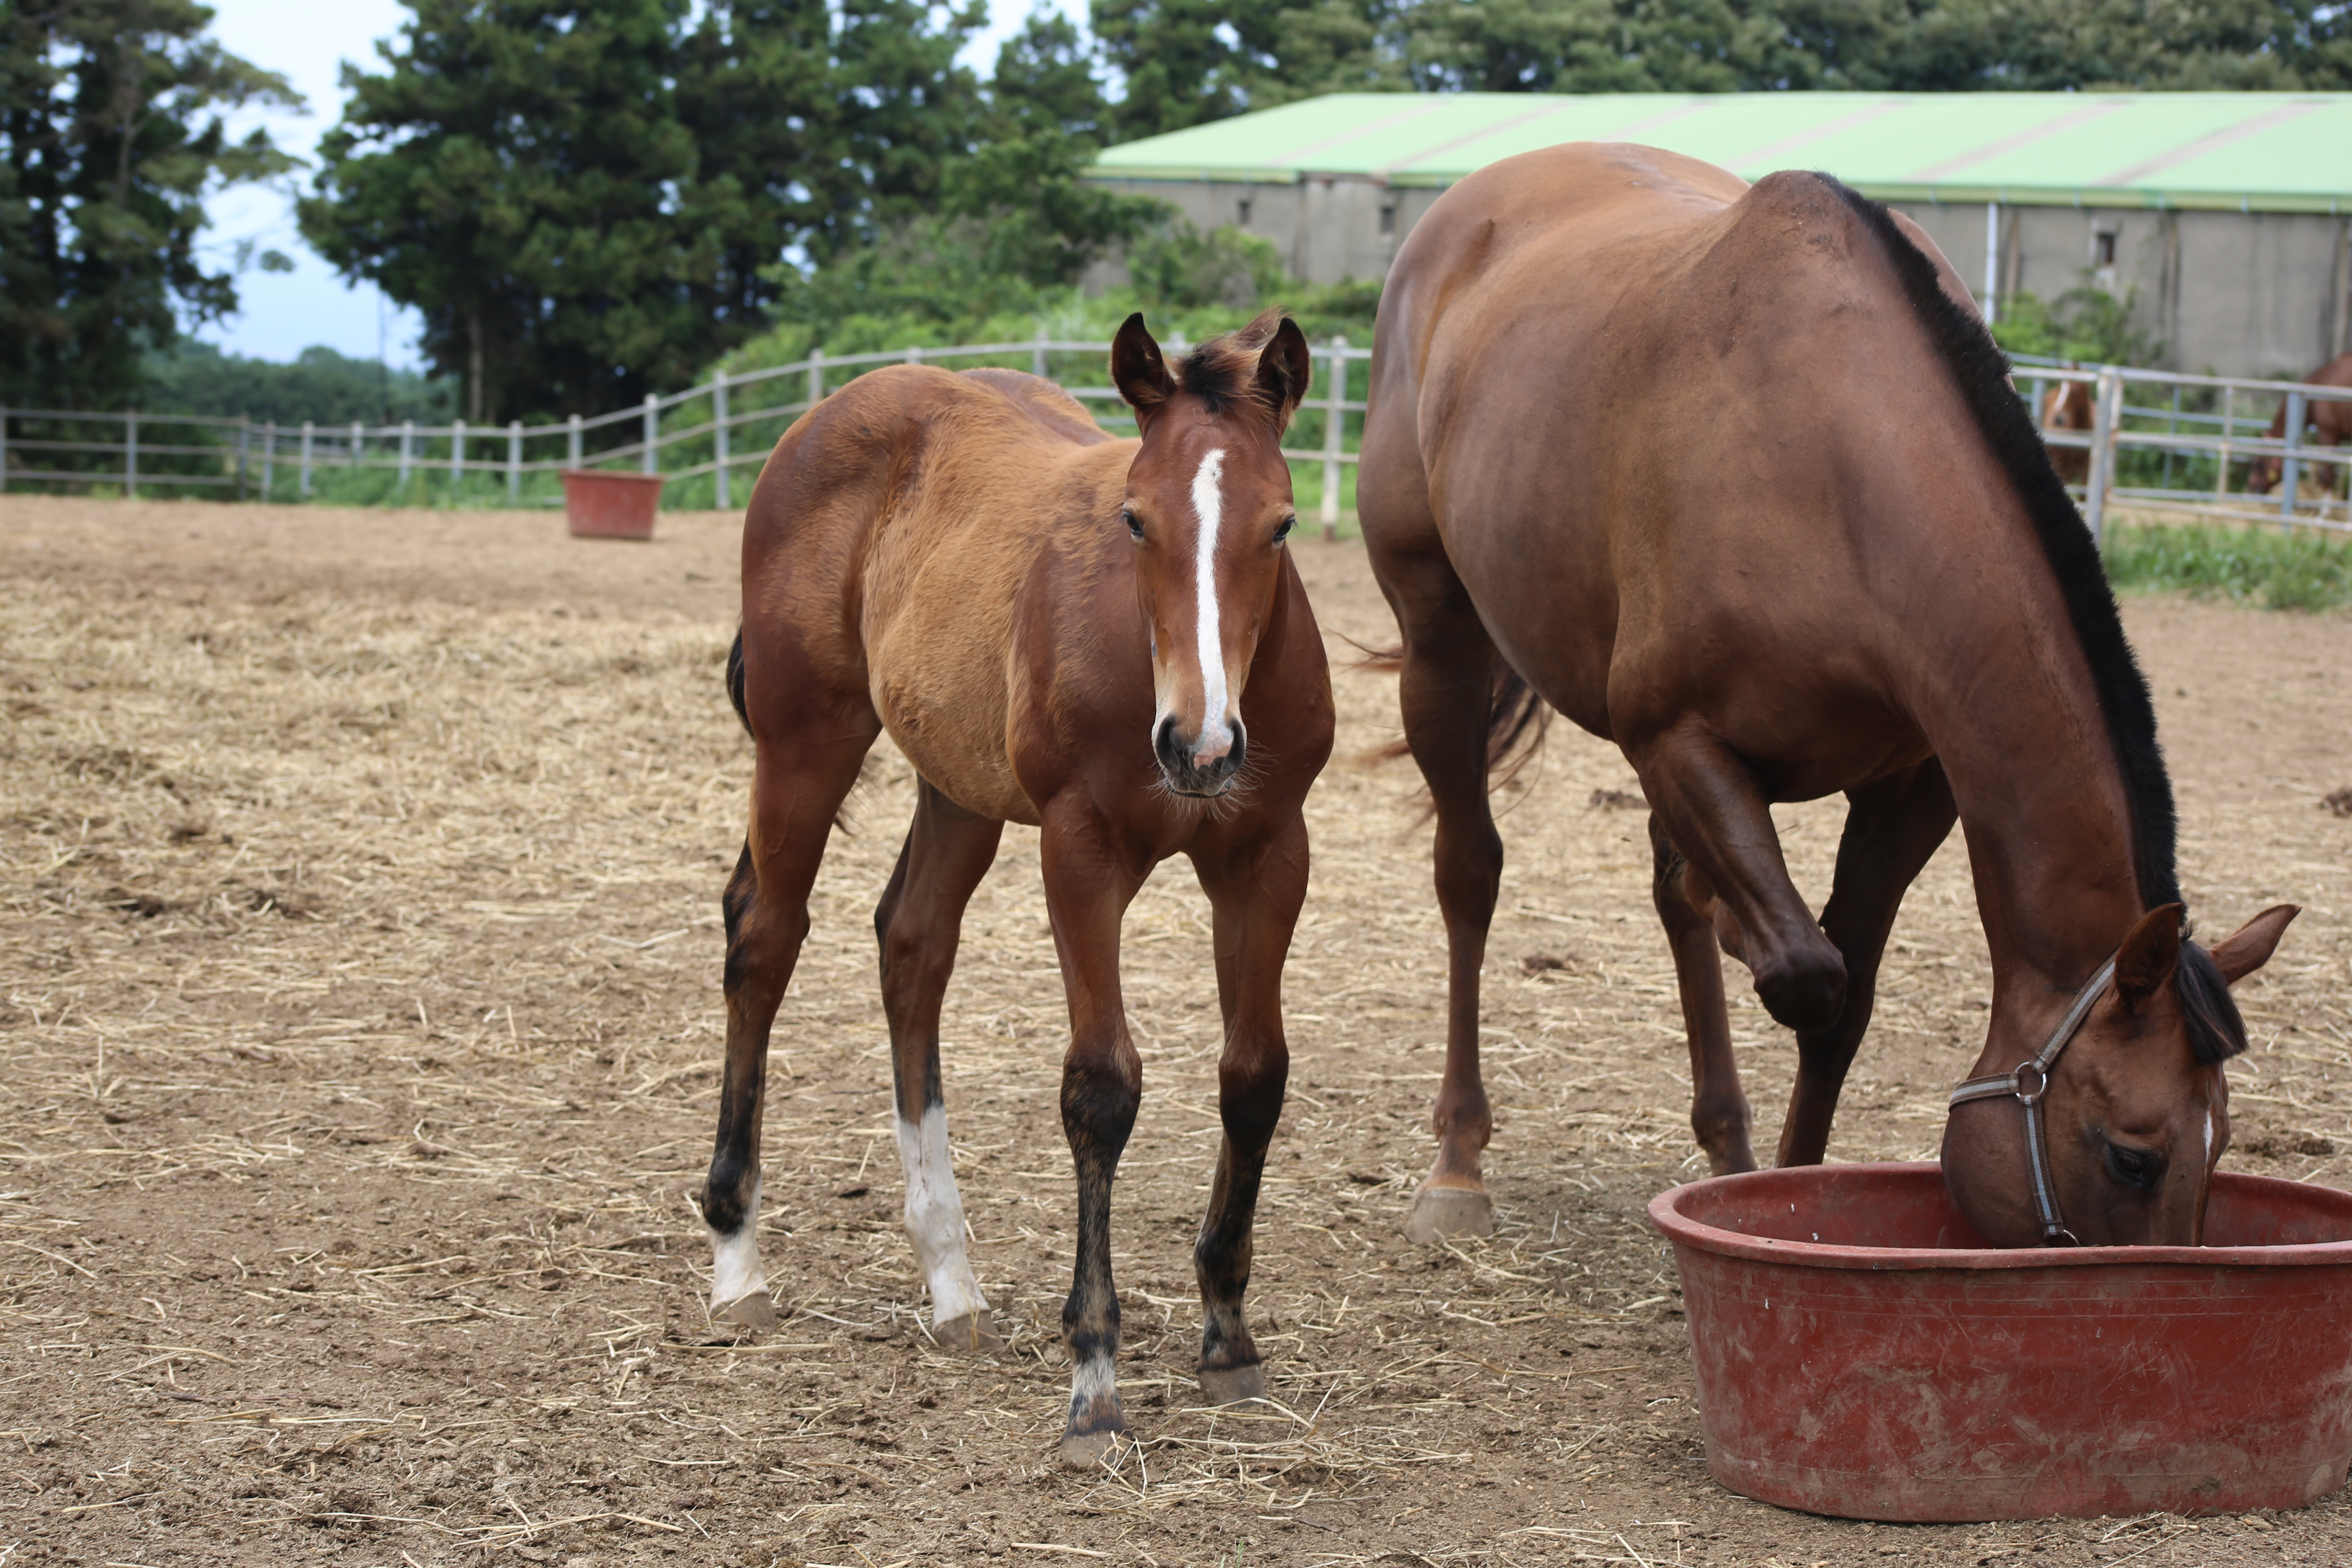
left=1357, top=142, right=2297, bottom=1251
left=2247, top=351, right=2352, bottom=499
left=698, top=311, right=1334, bottom=1466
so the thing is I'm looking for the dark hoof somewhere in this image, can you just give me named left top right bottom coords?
left=710, top=1291, right=777, bottom=1330
left=931, top=1310, right=1002, bottom=1353
left=1405, top=1183, right=1494, bottom=1243
left=1197, top=1362, right=1265, bottom=1406
left=1057, top=1428, right=1126, bottom=1470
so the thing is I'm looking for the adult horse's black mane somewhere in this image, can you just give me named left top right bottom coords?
left=1824, top=174, right=2247, bottom=1064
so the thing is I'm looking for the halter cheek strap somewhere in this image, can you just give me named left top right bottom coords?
left=1947, top=955, right=2118, bottom=1247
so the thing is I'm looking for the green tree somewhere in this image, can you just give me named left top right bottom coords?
left=0, top=0, right=298, bottom=410
left=300, top=0, right=987, bottom=424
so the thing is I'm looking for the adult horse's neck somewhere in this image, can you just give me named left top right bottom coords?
left=1913, top=508, right=2153, bottom=1080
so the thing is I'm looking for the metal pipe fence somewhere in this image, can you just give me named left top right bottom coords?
left=4, top=339, right=2340, bottom=547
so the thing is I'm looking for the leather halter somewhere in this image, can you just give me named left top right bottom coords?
left=1947, top=955, right=2118, bottom=1247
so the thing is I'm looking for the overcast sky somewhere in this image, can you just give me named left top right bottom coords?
left=197, top=0, right=1089, bottom=372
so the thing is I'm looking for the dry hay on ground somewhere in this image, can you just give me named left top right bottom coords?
left=2, top=494, right=2350, bottom=1567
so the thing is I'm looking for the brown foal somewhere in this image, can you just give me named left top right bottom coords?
left=1358, top=142, right=2295, bottom=1249
left=699, top=311, right=1334, bottom=1464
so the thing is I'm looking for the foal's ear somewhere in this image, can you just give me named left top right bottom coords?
left=2208, top=904, right=2300, bottom=985
left=1112, top=312, right=1176, bottom=430
left=1254, top=316, right=1313, bottom=433
left=2114, top=903, right=2184, bottom=1013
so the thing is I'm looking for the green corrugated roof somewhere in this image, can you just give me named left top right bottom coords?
left=1089, top=92, right=2352, bottom=213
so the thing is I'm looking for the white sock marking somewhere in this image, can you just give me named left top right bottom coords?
left=1189, top=447, right=1232, bottom=763
left=708, top=1174, right=768, bottom=1311
left=1069, top=1353, right=1118, bottom=1414
left=898, top=1105, right=989, bottom=1330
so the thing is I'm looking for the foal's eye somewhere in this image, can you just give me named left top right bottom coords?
left=1272, top=514, right=1295, bottom=545
left=1122, top=508, right=1144, bottom=541
left=2103, top=1141, right=2165, bottom=1192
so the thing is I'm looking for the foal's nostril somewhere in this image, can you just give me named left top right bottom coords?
left=1154, top=715, right=1187, bottom=776
left=1227, top=722, right=1247, bottom=777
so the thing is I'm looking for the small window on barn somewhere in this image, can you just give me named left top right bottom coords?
left=1236, top=197, right=1252, bottom=227
left=1380, top=202, right=1397, bottom=237
left=2094, top=231, right=2117, bottom=267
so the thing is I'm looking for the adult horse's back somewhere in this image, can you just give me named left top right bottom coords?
left=1360, top=143, right=2295, bottom=1249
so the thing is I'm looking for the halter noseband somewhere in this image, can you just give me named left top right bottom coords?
left=1947, top=955, right=2117, bottom=1247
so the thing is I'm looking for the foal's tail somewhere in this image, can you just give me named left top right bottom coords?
left=726, top=629, right=751, bottom=735
left=1350, top=637, right=1551, bottom=797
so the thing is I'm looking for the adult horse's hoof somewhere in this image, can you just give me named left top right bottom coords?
left=1405, top=1184, right=1494, bottom=1243
left=930, top=1310, right=1002, bottom=1353
left=1057, top=1429, right=1125, bottom=1470
left=710, top=1290, right=778, bottom=1330
left=1196, top=1362, right=1266, bottom=1406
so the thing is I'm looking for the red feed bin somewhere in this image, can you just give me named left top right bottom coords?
left=1651, top=1162, right=2352, bottom=1521
left=561, top=469, right=666, bottom=539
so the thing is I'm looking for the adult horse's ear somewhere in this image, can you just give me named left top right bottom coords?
left=1254, top=316, right=1313, bottom=433
left=2207, top=904, right=2300, bottom=985
left=2114, top=902, right=2184, bottom=1013
left=1112, top=313, right=1176, bottom=431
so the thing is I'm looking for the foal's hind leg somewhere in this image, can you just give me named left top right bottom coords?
left=873, top=780, right=1005, bottom=1350
left=703, top=725, right=878, bottom=1327
left=1188, top=813, right=1307, bottom=1404
left=1648, top=816, right=1757, bottom=1175
left=1379, top=552, right=1505, bottom=1241
left=1775, top=760, right=1956, bottom=1167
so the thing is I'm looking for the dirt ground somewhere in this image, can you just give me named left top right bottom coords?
left=3, top=494, right=2350, bottom=1568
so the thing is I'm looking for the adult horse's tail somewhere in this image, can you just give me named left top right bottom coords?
left=726, top=629, right=751, bottom=735
left=1357, top=641, right=1549, bottom=794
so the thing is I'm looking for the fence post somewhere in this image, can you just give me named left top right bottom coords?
left=641, top=395, right=657, bottom=476
left=300, top=421, right=314, bottom=496
left=568, top=413, right=582, bottom=470
left=1033, top=327, right=1049, bottom=379
left=126, top=410, right=138, bottom=498
left=713, top=369, right=731, bottom=513
left=1320, top=337, right=1346, bottom=540
left=399, top=421, right=414, bottom=492
left=808, top=348, right=824, bottom=410
left=506, top=419, right=522, bottom=506
left=2215, top=387, right=2235, bottom=500
left=2083, top=366, right=2120, bottom=547
left=261, top=420, right=276, bottom=500
left=450, top=418, right=464, bottom=487
left=2280, top=390, right=2306, bottom=529
left=351, top=421, right=363, bottom=470
left=236, top=416, right=250, bottom=501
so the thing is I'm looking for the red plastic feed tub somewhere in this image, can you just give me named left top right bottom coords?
left=560, top=469, right=666, bottom=539
left=1651, top=1162, right=2352, bottom=1522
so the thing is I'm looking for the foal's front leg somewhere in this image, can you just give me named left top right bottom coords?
left=1189, top=814, right=1307, bottom=1404
left=1039, top=804, right=1151, bottom=1468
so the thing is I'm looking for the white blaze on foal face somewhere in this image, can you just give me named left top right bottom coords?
left=1185, top=446, right=1235, bottom=767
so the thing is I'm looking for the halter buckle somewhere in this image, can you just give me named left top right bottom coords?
left=2007, top=1060, right=2050, bottom=1105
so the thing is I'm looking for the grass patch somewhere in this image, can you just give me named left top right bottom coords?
left=2104, top=523, right=2352, bottom=612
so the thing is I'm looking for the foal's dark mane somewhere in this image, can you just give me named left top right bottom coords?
left=1821, top=176, right=2246, bottom=1064
left=1174, top=312, right=1301, bottom=431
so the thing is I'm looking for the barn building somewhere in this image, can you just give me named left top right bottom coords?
left=1087, top=92, right=2352, bottom=380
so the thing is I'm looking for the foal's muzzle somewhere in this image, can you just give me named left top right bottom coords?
left=1154, top=714, right=1246, bottom=797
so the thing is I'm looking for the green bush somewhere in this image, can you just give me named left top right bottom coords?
left=2103, top=523, right=2352, bottom=612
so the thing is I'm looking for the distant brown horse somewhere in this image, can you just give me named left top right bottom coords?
left=2040, top=377, right=2093, bottom=486
left=1359, top=143, right=2296, bottom=1250
left=701, top=312, right=1334, bottom=1465
left=2247, top=351, right=2352, bottom=497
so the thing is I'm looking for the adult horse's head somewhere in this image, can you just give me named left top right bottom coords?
left=1111, top=308, right=1312, bottom=798
left=1945, top=902, right=2299, bottom=1247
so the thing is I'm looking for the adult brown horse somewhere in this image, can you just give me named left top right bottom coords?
left=700, top=312, right=1333, bottom=1464
left=1359, top=142, right=2297, bottom=1250
left=2247, top=351, right=2352, bottom=498
left=2040, top=377, right=2093, bottom=487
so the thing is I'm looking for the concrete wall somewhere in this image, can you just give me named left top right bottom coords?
left=1094, top=175, right=2352, bottom=379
